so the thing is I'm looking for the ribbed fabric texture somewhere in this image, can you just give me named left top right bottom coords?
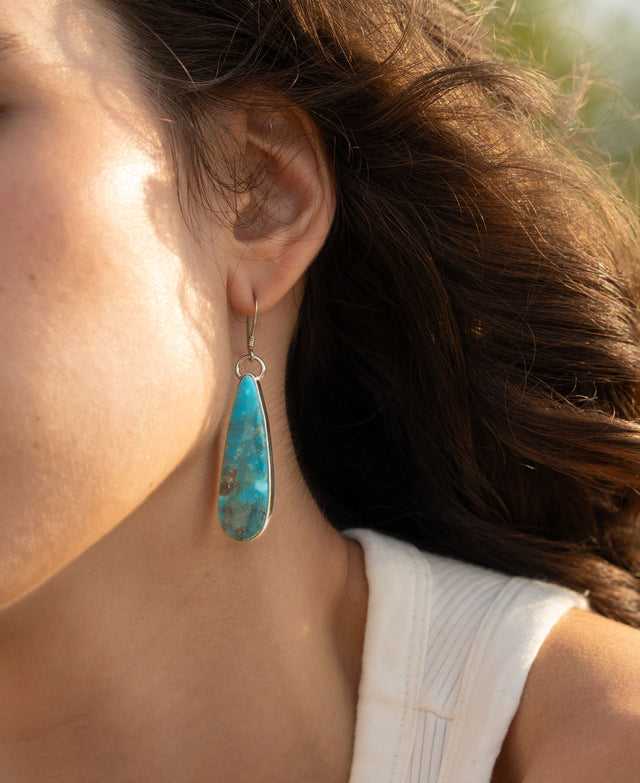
left=345, top=529, right=588, bottom=783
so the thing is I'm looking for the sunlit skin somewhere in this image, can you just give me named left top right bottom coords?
left=0, top=1, right=367, bottom=781
left=1, top=1, right=640, bottom=782
left=0, top=0, right=230, bottom=607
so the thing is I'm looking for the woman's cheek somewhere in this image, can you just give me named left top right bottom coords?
left=0, top=99, right=230, bottom=608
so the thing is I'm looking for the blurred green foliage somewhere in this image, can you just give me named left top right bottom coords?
left=498, top=0, right=640, bottom=198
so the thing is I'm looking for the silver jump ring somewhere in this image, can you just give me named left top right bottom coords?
left=235, top=353, right=266, bottom=381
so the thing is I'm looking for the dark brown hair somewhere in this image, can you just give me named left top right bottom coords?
left=104, top=0, right=640, bottom=625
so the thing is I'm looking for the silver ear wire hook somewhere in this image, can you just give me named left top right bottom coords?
left=246, top=297, right=258, bottom=359
left=236, top=296, right=266, bottom=380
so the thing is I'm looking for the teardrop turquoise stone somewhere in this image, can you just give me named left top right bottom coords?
left=218, top=374, right=273, bottom=541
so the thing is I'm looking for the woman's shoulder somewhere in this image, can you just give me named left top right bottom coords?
left=494, top=609, right=640, bottom=783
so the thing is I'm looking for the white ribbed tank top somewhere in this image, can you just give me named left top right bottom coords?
left=345, top=529, right=588, bottom=783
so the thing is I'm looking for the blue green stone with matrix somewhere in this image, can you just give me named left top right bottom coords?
left=218, top=374, right=273, bottom=541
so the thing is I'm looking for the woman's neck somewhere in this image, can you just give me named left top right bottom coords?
left=0, top=440, right=368, bottom=782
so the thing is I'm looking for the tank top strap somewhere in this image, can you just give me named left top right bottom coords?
left=345, top=529, right=588, bottom=783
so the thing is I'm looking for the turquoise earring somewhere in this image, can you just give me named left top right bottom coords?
left=218, top=299, right=274, bottom=542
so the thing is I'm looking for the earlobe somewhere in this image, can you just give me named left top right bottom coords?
left=226, top=106, right=335, bottom=317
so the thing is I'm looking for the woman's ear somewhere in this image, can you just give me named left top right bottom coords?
left=225, top=105, right=336, bottom=317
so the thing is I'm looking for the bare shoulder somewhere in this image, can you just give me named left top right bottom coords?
left=493, top=608, right=640, bottom=783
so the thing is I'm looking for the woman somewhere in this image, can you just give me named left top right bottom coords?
left=1, top=0, right=639, bottom=780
